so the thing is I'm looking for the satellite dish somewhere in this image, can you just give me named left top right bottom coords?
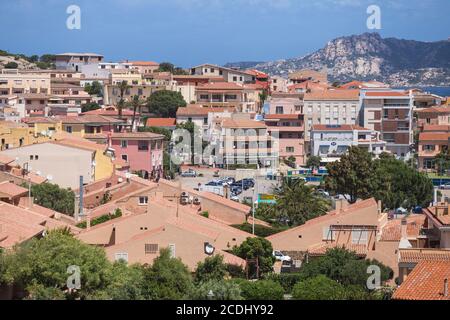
left=46, top=175, right=53, bottom=181
left=41, top=130, right=47, bottom=136
left=118, top=177, right=123, bottom=183
left=204, top=242, right=215, bottom=256
left=125, top=172, right=131, bottom=179
left=36, top=171, right=41, bottom=176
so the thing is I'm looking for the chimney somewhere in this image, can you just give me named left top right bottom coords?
left=401, top=217, right=408, bottom=239
left=377, top=200, right=382, bottom=215
left=434, top=187, right=439, bottom=206
left=445, top=279, right=449, bottom=298
left=335, top=199, right=342, bottom=213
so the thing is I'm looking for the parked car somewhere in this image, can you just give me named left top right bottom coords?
left=243, top=178, right=255, bottom=187
left=230, top=195, right=240, bottom=202
left=273, top=250, right=292, bottom=262
left=440, top=182, right=450, bottom=190
left=181, top=169, right=197, bottom=177
left=230, top=186, right=242, bottom=195
left=234, top=180, right=250, bottom=190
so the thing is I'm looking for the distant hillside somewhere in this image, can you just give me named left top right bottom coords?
left=225, top=33, right=450, bottom=87
left=224, top=61, right=264, bottom=70
left=0, top=50, right=55, bottom=70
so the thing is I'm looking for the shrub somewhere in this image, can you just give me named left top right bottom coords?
left=238, top=280, right=284, bottom=300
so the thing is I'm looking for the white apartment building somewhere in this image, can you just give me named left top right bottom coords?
left=311, top=124, right=387, bottom=163
left=55, top=53, right=104, bottom=72
left=303, top=89, right=360, bottom=141
left=360, top=89, right=414, bottom=159
left=191, top=64, right=256, bottom=84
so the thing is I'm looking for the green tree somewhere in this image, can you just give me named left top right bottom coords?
left=81, top=102, right=101, bottom=113
left=434, top=147, right=450, bottom=176
left=232, top=237, right=275, bottom=277
left=238, top=280, right=284, bottom=300
left=157, top=62, right=188, bottom=75
left=4, top=62, right=18, bottom=69
left=194, top=255, right=228, bottom=284
left=84, top=81, right=103, bottom=96
left=90, top=262, right=145, bottom=300
left=117, top=80, right=131, bottom=119
left=30, top=183, right=75, bottom=215
left=141, top=248, right=193, bottom=300
left=272, top=178, right=330, bottom=226
left=298, top=248, right=393, bottom=288
left=190, top=280, right=243, bottom=300
left=306, top=155, right=321, bottom=170
left=147, top=90, right=187, bottom=118
left=127, top=95, right=145, bottom=131
left=6, top=230, right=111, bottom=300
left=139, top=126, right=172, bottom=141
left=325, top=146, right=374, bottom=203
left=292, top=275, right=346, bottom=300
left=371, top=155, right=433, bottom=210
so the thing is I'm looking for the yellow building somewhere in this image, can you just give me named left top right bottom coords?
left=52, top=133, right=115, bottom=181
left=0, top=121, right=53, bottom=150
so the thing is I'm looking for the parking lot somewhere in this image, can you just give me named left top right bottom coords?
left=175, top=167, right=279, bottom=203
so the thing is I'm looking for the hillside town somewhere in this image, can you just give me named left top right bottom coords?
left=0, top=53, right=449, bottom=301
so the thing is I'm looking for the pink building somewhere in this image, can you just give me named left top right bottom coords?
left=108, top=132, right=165, bottom=179
left=266, top=93, right=305, bottom=165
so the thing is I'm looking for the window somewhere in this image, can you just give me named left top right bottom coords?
left=121, top=140, right=128, bottom=148
left=65, top=126, right=72, bottom=133
left=200, top=94, right=209, bottom=100
left=145, top=244, right=158, bottom=254
left=139, top=196, right=149, bottom=205
left=169, top=244, right=176, bottom=258
left=35, top=155, right=39, bottom=160
left=352, top=230, right=368, bottom=244
left=30, top=155, right=34, bottom=160
left=286, top=147, right=294, bottom=153
left=203, top=118, right=208, bottom=125
left=115, top=252, right=128, bottom=263
left=121, top=154, right=128, bottom=162
left=276, top=106, right=284, bottom=114
left=233, top=76, right=237, bottom=82
left=322, top=226, right=334, bottom=241
left=138, top=141, right=149, bottom=151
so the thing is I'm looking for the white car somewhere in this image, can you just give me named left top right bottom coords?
left=273, top=250, right=292, bottom=262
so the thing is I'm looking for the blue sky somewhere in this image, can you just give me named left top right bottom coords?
left=1, top=0, right=449, bottom=67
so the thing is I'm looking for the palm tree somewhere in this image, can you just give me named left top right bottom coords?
left=127, top=95, right=145, bottom=132
left=272, top=178, right=330, bottom=227
left=117, top=80, right=130, bottom=119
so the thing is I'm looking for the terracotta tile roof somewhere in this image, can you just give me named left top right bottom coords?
left=58, top=115, right=125, bottom=124
left=422, top=124, right=450, bottom=132
left=146, top=118, right=176, bottom=127
left=0, top=154, right=15, bottom=165
left=21, top=117, right=58, bottom=124
left=0, top=181, right=28, bottom=198
left=53, top=136, right=107, bottom=152
left=419, top=132, right=450, bottom=142
left=267, top=198, right=378, bottom=241
left=82, top=109, right=136, bottom=116
left=0, top=201, right=79, bottom=248
left=311, top=124, right=370, bottom=131
left=110, top=132, right=165, bottom=140
left=364, top=91, right=409, bottom=97
left=423, top=206, right=450, bottom=226
left=416, top=106, right=450, bottom=114
left=380, top=215, right=425, bottom=241
left=398, top=248, right=450, bottom=264
left=393, top=261, right=450, bottom=300
left=176, top=104, right=235, bottom=117
left=264, top=114, right=302, bottom=120
left=197, top=82, right=244, bottom=91
left=8, top=167, right=47, bottom=184
left=128, top=61, right=159, bottom=66
left=304, top=89, right=360, bottom=101
left=308, top=243, right=368, bottom=257
left=221, top=118, right=267, bottom=129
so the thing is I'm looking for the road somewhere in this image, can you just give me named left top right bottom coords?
left=175, top=167, right=280, bottom=202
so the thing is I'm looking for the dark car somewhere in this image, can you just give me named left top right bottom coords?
left=243, top=178, right=255, bottom=187
left=230, top=186, right=242, bottom=195
left=234, top=180, right=250, bottom=190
